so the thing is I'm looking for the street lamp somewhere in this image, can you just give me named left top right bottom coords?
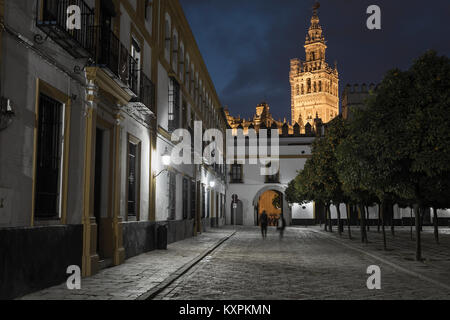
left=162, top=148, right=171, bottom=166
left=0, top=98, right=15, bottom=131
left=154, top=147, right=171, bottom=178
left=209, top=180, right=215, bottom=188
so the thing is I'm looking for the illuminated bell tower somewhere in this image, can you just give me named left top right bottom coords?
left=290, top=2, right=339, bottom=129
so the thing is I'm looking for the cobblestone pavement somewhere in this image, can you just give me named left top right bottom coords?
left=325, top=226, right=450, bottom=288
left=19, top=229, right=234, bottom=300
left=154, top=226, right=450, bottom=300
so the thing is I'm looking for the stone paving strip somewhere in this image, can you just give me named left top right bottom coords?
left=19, top=229, right=235, bottom=300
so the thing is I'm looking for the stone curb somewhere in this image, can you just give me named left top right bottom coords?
left=310, top=228, right=450, bottom=292
left=137, top=231, right=236, bottom=300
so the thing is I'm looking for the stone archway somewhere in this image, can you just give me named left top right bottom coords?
left=252, top=186, right=291, bottom=226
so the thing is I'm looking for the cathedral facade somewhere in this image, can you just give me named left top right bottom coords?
left=290, top=4, right=339, bottom=130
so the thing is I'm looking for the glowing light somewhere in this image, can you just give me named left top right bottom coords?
left=162, top=147, right=171, bottom=166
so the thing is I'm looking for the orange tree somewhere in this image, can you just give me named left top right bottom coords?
left=340, top=51, right=450, bottom=259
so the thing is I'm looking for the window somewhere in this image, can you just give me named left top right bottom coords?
left=190, top=180, right=196, bottom=219
left=168, top=77, right=180, bottom=132
left=230, top=164, right=242, bottom=183
left=190, top=66, right=195, bottom=95
left=182, top=101, right=188, bottom=129
left=127, top=136, right=141, bottom=219
left=221, top=194, right=225, bottom=218
left=307, top=78, right=311, bottom=93
left=206, top=188, right=211, bottom=218
left=34, top=93, right=63, bottom=219
left=265, top=162, right=280, bottom=184
left=168, top=172, right=176, bottom=220
left=145, top=0, right=152, bottom=23
left=172, top=33, right=178, bottom=72
left=179, top=45, right=184, bottom=81
left=185, top=56, right=190, bottom=87
left=182, top=178, right=189, bottom=220
left=164, top=19, right=171, bottom=59
left=202, top=184, right=206, bottom=218
left=130, top=37, right=141, bottom=94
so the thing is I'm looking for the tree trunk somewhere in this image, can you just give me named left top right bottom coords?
left=359, top=204, right=368, bottom=243
left=366, top=206, right=370, bottom=231
left=346, top=203, right=352, bottom=239
left=414, top=204, right=422, bottom=261
left=433, top=207, right=439, bottom=244
left=410, top=208, right=414, bottom=241
left=390, top=204, right=395, bottom=237
left=324, top=205, right=328, bottom=232
left=377, top=204, right=381, bottom=233
left=336, top=204, right=342, bottom=236
left=420, top=208, right=425, bottom=232
left=380, top=202, right=387, bottom=250
left=328, top=204, right=333, bottom=233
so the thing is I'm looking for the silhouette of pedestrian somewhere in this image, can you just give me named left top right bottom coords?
left=260, top=211, right=268, bottom=239
left=278, top=215, right=286, bottom=240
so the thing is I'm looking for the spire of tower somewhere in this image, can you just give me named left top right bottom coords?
left=306, top=2, right=325, bottom=45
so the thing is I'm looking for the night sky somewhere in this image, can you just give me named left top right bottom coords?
left=179, top=0, right=450, bottom=121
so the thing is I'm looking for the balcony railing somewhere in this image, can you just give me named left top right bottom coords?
left=36, top=0, right=95, bottom=58
left=36, top=1, right=141, bottom=98
left=90, top=27, right=138, bottom=94
left=138, top=71, right=156, bottom=114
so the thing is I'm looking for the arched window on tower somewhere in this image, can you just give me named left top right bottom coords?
left=296, top=84, right=300, bottom=96
left=313, top=82, right=317, bottom=92
left=301, top=84, right=304, bottom=95
left=307, top=79, right=311, bottom=93
left=319, top=81, right=322, bottom=92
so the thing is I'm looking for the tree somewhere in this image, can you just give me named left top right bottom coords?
left=285, top=147, right=334, bottom=232
left=272, top=193, right=282, bottom=210
left=360, top=51, right=450, bottom=260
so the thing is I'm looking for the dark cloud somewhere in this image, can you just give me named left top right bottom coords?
left=180, top=0, right=450, bottom=120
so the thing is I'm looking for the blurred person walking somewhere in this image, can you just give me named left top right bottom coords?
left=260, top=211, right=268, bottom=239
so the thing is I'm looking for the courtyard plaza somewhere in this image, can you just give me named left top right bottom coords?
left=21, top=226, right=450, bottom=300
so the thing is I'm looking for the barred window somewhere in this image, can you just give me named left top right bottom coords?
left=145, top=0, right=153, bottom=22
left=168, top=77, right=180, bottom=132
left=168, top=172, right=176, bottom=220
left=230, top=164, right=242, bottom=183
left=182, top=178, right=189, bottom=220
left=127, top=137, right=141, bottom=218
left=35, top=93, right=63, bottom=219
left=265, top=162, right=280, bottom=184
left=202, top=185, right=206, bottom=218
left=190, top=180, right=196, bottom=219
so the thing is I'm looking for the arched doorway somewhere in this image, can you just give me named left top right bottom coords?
left=258, top=190, right=283, bottom=226
left=253, top=186, right=291, bottom=227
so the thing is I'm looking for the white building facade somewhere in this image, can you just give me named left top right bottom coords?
left=0, top=0, right=227, bottom=299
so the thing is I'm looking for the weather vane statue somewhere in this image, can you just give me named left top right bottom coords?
left=313, top=1, right=320, bottom=12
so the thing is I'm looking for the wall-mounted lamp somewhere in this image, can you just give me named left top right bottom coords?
left=154, top=147, right=172, bottom=178
left=209, top=180, right=216, bottom=188
left=0, top=98, right=15, bottom=131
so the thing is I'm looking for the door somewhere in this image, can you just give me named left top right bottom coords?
left=93, top=128, right=103, bottom=257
